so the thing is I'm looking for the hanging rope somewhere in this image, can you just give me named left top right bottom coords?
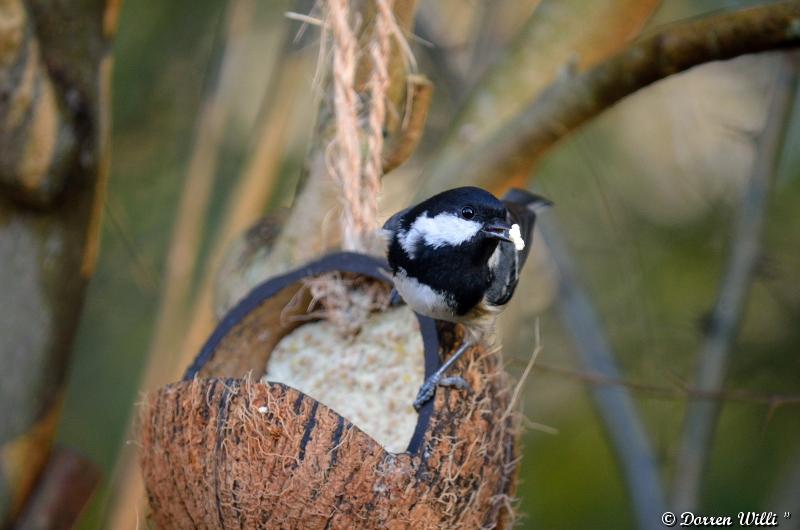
left=362, top=0, right=394, bottom=245
left=326, top=0, right=405, bottom=252
left=302, top=0, right=411, bottom=334
left=328, top=0, right=364, bottom=250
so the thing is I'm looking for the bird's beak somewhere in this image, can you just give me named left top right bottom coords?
left=482, top=222, right=513, bottom=242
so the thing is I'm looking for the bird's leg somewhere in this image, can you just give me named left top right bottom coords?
left=413, top=339, right=473, bottom=410
left=389, top=288, right=404, bottom=307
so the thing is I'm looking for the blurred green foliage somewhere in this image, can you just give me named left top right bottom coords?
left=55, top=0, right=799, bottom=528
left=57, top=0, right=225, bottom=525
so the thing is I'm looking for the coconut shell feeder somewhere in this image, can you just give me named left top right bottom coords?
left=139, top=251, right=519, bottom=529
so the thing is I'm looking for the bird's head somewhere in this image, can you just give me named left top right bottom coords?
left=389, top=187, right=513, bottom=263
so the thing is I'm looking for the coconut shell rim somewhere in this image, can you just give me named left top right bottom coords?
left=182, top=250, right=443, bottom=456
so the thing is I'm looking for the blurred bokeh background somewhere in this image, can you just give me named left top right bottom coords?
left=44, top=0, right=800, bottom=527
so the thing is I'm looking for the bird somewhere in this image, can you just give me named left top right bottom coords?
left=383, top=186, right=552, bottom=409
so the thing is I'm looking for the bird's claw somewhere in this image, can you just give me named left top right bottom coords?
left=413, top=375, right=472, bottom=411
left=439, top=376, right=471, bottom=392
left=413, top=374, right=440, bottom=411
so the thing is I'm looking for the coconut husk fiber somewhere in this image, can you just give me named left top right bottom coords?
left=139, top=252, right=519, bottom=529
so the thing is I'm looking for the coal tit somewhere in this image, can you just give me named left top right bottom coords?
left=383, top=186, right=551, bottom=408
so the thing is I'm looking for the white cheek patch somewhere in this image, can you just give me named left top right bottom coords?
left=399, top=211, right=481, bottom=257
left=509, top=223, right=525, bottom=251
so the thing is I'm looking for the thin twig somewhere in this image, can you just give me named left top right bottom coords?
left=423, top=0, right=800, bottom=195
left=671, top=52, right=799, bottom=513
left=540, top=217, right=667, bottom=530
left=528, top=361, right=800, bottom=408
left=284, top=11, right=323, bottom=26
left=503, top=319, right=542, bottom=419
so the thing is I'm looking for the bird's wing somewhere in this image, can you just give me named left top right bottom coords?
left=382, top=206, right=409, bottom=234
left=485, top=237, right=519, bottom=306
left=380, top=206, right=410, bottom=247
left=486, top=188, right=551, bottom=306
left=502, top=188, right=550, bottom=270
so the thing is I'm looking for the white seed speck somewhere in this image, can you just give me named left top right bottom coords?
left=509, top=223, right=525, bottom=251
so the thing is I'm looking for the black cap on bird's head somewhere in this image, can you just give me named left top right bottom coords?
left=410, top=186, right=505, bottom=219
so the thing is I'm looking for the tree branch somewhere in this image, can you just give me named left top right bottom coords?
left=671, top=51, right=799, bottom=513
left=0, top=0, right=115, bottom=524
left=13, top=448, right=100, bottom=530
left=425, top=0, right=800, bottom=195
left=0, top=0, right=77, bottom=206
left=540, top=217, right=666, bottom=530
left=416, top=0, right=660, bottom=199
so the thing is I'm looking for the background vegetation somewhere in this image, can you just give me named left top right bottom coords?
left=43, top=0, right=800, bottom=527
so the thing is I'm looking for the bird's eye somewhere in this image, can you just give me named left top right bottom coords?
left=461, top=206, right=475, bottom=219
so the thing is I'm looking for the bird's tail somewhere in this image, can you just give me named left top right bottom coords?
left=502, top=188, right=553, bottom=212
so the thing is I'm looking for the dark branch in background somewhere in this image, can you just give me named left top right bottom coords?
left=431, top=0, right=800, bottom=192
left=769, top=449, right=800, bottom=530
left=671, top=52, right=799, bottom=513
left=528, top=362, right=800, bottom=408
left=418, top=8, right=669, bottom=525
left=14, top=448, right=100, bottom=530
left=413, top=11, right=467, bottom=105
left=539, top=218, right=666, bottom=530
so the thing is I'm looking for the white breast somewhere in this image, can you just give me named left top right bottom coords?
left=392, top=268, right=456, bottom=321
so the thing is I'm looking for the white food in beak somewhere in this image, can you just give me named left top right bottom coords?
left=509, top=223, right=525, bottom=251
